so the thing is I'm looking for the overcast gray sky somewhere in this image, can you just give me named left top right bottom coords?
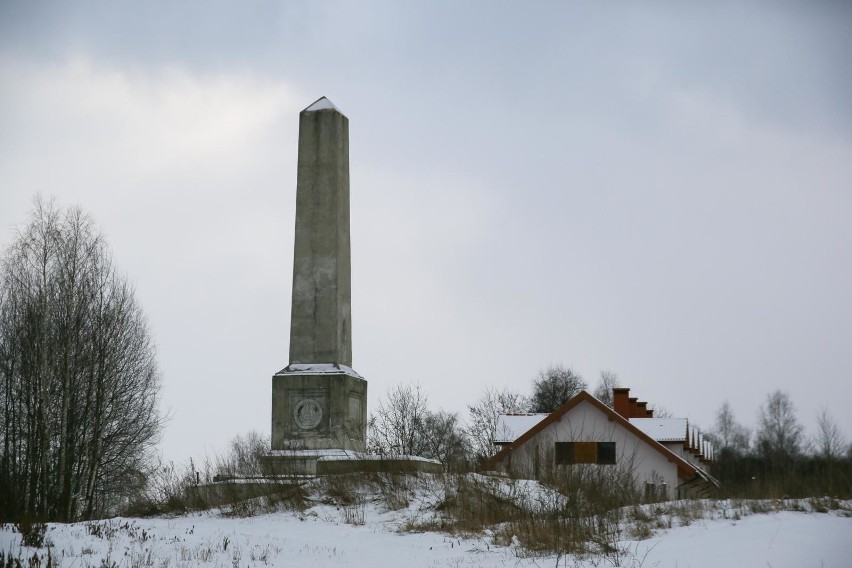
left=2, top=1, right=851, bottom=462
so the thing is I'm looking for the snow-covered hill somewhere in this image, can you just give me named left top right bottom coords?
left=2, top=475, right=849, bottom=567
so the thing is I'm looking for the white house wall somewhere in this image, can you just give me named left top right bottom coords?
left=662, top=442, right=687, bottom=460
left=495, top=399, right=680, bottom=498
left=662, top=441, right=706, bottom=469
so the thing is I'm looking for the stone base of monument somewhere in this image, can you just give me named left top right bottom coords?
left=271, top=365, right=368, bottom=452
left=186, top=476, right=305, bottom=507
left=188, top=452, right=442, bottom=507
left=261, top=449, right=443, bottom=476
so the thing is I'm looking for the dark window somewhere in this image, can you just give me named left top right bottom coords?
left=555, top=442, right=573, bottom=465
left=597, top=442, right=616, bottom=464
left=554, top=441, right=616, bottom=465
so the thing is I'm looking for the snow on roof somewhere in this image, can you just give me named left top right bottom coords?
left=304, top=96, right=342, bottom=113
left=630, top=418, right=688, bottom=442
left=495, top=414, right=549, bottom=443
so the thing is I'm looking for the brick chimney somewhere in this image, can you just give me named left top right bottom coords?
left=636, top=401, right=648, bottom=417
left=613, top=388, right=630, bottom=419
left=628, top=397, right=639, bottom=418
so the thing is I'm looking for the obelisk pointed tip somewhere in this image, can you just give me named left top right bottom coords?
left=303, top=96, right=344, bottom=115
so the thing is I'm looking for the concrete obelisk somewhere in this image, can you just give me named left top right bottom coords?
left=271, top=97, right=367, bottom=455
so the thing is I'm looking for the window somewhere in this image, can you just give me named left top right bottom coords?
left=597, top=442, right=616, bottom=464
left=554, top=442, right=616, bottom=465
left=554, top=441, right=573, bottom=465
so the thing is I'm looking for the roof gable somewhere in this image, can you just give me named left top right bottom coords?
left=483, top=390, right=699, bottom=478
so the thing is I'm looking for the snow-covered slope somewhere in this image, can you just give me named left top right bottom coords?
left=2, top=477, right=849, bottom=567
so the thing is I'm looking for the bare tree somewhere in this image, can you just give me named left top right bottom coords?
left=593, top=370, right=620, bottom=407
left=756, top=390, right=803, bottom=462
left=649, top=405, right=674, bottom=419
left=466, top=386, right=529, bottom=463
left=367, top=382, right=430, bottom=457
left=814, top=407, right=846, bottom=460
left=421, top=411, right=470, bottom=472
left=529, top=365, right=586, bottom=413
left=0, top=197, right=163, bottom=521
left=708, top=400, right=750, bottom=456
left=215, top=430, right=270, bottom=478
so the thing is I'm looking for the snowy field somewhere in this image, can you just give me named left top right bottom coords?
left=2, top=478, right=850, bottom=568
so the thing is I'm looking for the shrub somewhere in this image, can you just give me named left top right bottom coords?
left=16, top=518, right=48, bottom=548
left=124, top=458, right=207, bottom=516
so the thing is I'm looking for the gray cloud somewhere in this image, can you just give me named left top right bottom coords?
left=1, top=1, right=850, bottom=461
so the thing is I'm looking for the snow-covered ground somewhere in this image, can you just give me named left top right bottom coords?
left=2, top=478, right=850, bottom=567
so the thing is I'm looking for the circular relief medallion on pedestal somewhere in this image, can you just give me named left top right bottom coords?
left=293, top=398, right=323, bottom=430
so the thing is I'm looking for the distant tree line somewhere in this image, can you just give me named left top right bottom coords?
left=0, top=199, right=164, bottom=522
left=706, top=391, right=851, bottom=498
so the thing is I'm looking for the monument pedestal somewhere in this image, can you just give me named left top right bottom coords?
left=271, top=364, right=367, bottom=452
left=264, top=362, right=443, bottom=476
left=261, top=449, right=443, bottom=476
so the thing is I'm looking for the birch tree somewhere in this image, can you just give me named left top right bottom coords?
left=755, top=390, right=802, bottom=463
left=709, top=400, right=751, bottom=456
left=593, top=370, right=620, bottom=407
left=814, top=407, right=845, bottom=460
left=466, top=386, right=529, bottom=463
left=0, top=197, right=163, bottom=521
left=367, top=382, right=430, bottom=457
